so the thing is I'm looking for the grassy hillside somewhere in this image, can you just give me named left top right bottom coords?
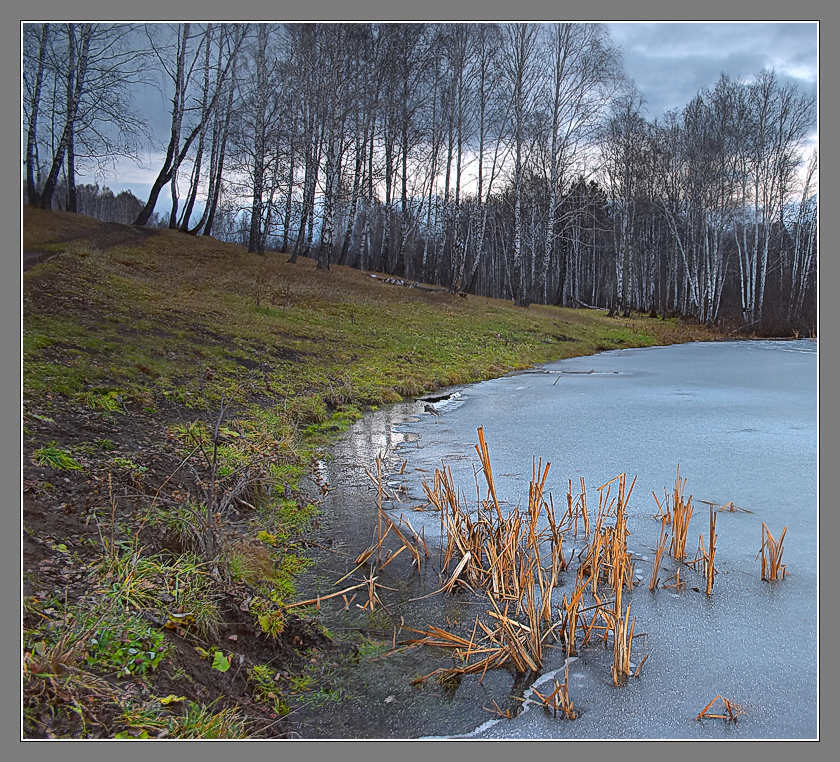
left=22, top=208, right=719, bottom=738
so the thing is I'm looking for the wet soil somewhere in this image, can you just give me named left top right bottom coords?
left=22, top=393, right=352, bottom=739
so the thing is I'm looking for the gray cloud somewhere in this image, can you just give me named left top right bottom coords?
left=606, top=22, right=818, bottom=120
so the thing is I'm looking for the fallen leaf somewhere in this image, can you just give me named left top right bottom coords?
left=212, top=651, right=231, bottom=672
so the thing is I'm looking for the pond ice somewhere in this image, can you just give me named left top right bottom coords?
left=390, top=340, right=817, bottom=739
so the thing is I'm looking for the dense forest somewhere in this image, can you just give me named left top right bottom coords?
left=23, top=23, right=817, bottom=333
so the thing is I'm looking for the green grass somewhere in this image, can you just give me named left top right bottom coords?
left=24, top=210, right=715, bottom=432
left=117, top=700, right=248, bottom=740
left=98, top=549, right=223, bottom=639
left=33, top=442, right=83, bottom=471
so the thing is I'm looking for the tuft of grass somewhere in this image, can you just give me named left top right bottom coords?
left=117, top=697, right=249, bottom=739
left=99, top=549, right=223, bottom=639
left=79, top=389, right=125, bottom=413
left=171, top=701, right=248, bottom=739
left=33, top=442, right=82, bottom=471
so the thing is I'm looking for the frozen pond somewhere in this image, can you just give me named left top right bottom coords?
left=382, top=340, right=817, bottom=739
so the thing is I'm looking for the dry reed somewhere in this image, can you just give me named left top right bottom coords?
left=655, top=466, right=693, bottom=560
left=703, top=505, right=718, bottom=594
left=531, top=659, right=577, bottom=720
left=334, top=431, right=751, bottom=714
left=605, top=568, right=636, bottom=686
left=688, top=505, right=718, bottom=595
left=696, top=694, right=745, bottom=722
left=649, top=517, right=668, bottom=591
left=760, top=523, right=787, bottom=581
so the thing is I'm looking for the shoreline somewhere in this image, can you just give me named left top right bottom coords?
left=287, top=339, right=817, bottom=739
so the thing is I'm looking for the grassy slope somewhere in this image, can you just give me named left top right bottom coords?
left=22, top=208, right=720, bottom=738
left=24, top=209, right=716, bottom=409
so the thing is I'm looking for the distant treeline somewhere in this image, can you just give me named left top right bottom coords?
left=34, top=183, right=167, bottom=227
left=23, top=23, right=817, bottom=333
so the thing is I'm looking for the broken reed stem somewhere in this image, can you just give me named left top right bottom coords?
left=568, top=477, right=590, bottom=538
left=286, top=580, right=369, bottom=609
left=697, top=694, right=745, bottom=722
left=663, top=567, right=684, bottom=590
left=649, top=517, right=668, bottom=591
left=652, top=489, right=671, bottom=524
left=531, top=652, right=577, bottom=720
left=476, top=426, right=503, bottom=523
left=760, top=522, right=788, bottom=581
left=579, top=477, right=589, bottom=535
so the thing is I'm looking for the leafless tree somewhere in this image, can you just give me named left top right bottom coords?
left=133, top=23, right=244, bottom=226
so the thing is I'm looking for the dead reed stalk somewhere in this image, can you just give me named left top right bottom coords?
left=531, top=657, right=577, bottom=720
left=475, top=426, right=503, bottom=523
left=663, top=567, right=684, bottom=590
left=560, top=574, right=590, bottom=656
left=578, top=477, right=589, bottom=535
left=652, top=489, right=671, bottom=525
left=606, top=566, right=636, bottom=686
left=664, top=466, right=693, bottom=560
left=704, top=506, right=717, bottom=595
left=649, top=517, right=668, bottom=591
left=579, top=473, right=635, bottom=596
left=760, top=523, right=788, bottom=581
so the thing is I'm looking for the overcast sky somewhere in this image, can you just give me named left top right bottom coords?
left=607, top=22, right=818, bottom=119
left=83, top=21, right=819, bottom=208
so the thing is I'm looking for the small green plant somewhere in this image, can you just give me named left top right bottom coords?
left=33, top=442, right=82, bottom=471
left=257, top=529, right=280, bottom=546
left=211, top=651, right=231, bottom=672
left=248, top=664, right=288, bottom=716
left=112, top=456, right=148, bottom=479
left=356, top=635, right=389, bottom=659
left=310, top=686, right=343, bottom=706
left=288, top=674, right=313, bottom=693
left=250, top=597, right=286, bottom=639
left=148, top=502, right=205, bottom=552
left=225, top=551, right=247, bottom=582
left=85, top=615, right=167, bottom=676
left=80, top=389, right=124, bottom=413
left=170, top=420, right=211, bottom=447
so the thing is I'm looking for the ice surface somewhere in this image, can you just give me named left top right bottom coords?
left=391, top=340, right=817, bottom=739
